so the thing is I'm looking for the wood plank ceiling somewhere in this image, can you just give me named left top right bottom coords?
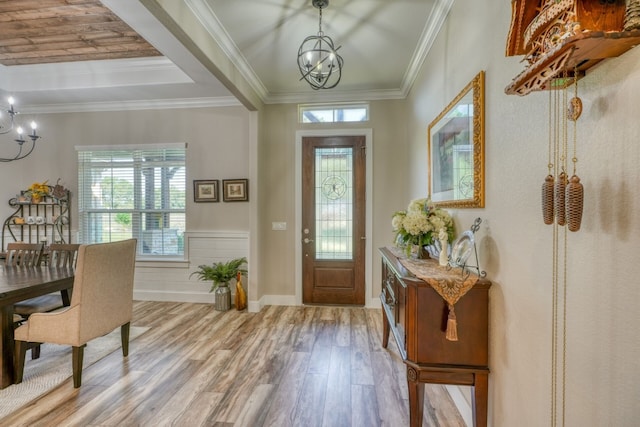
left=0, top=0, right=161, bottom=66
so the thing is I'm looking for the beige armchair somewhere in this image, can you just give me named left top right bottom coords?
left=14, top=239, right=137, bottom=388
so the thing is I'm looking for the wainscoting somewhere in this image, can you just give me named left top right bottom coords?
left=133, top=230, right=249, bottom=305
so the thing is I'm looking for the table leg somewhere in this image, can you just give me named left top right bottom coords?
left=61, top=288, right=72, bottom=306
left=407, top=367, right=424, bottom=427
left=382, top=307, right=390, bottom=348
left=0, top=306, right=16, bottom=388
left=472, top=371, right=489, bottom=427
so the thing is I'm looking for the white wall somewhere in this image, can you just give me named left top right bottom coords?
left=0, top=106, right=255, bottom=305
left=258, top=100, right=409, bottom=305
left=406, top=0, right=640, bottom=425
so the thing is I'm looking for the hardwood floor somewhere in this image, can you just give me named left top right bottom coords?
left=0, top=302, right=466, bottom=426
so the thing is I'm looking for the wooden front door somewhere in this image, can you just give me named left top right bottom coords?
left=302, top=135, right=366, bottom=305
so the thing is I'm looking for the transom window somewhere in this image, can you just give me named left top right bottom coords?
left=299, top=103, right=369, bottom=123
left=76, top=144, right=186, bottom=258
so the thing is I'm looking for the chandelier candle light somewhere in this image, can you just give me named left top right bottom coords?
left=0, top=97, right=41, bottom=162
left=297, top=0, right=344, bottom=90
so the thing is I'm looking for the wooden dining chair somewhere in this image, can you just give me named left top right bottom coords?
left=14, top=244, right=80, bottom=359
left=47, top=243, right=81, bottom=268
left=4, top=242, right=44, bottom=267
left=14, top=244, right=79, bottom=316
left=14, top=239, right=137, bottom=388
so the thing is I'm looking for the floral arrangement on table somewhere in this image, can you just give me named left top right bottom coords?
left=24, top=180, right=50, bottom=202
left=391, top=197, right=455, bottom=258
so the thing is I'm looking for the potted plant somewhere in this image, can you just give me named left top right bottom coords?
left=190, top=257, right=247, bottom=311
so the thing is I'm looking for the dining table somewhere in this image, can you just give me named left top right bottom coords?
left=0, top=265, right=75, bottom=388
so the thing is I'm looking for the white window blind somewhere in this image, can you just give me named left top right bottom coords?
left=77, top=144, right=186, bottom=257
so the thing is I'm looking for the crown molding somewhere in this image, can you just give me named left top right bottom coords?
left=0, top=57, right=192, bottom=93
left=185, top=0, right=269, bottom=102
left=264, top=88, right=406, bottom=105
left=401, top=0, right=455, bottom=96
left=20, top=97, right=241, bottom=114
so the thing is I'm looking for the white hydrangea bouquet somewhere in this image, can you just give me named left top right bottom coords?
left=391, top=197, right=454, bottom=258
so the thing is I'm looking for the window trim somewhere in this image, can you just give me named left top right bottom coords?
left=298, top=103, right=369, bottom=123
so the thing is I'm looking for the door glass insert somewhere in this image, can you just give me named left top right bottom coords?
left=315, top=147, right=353, bottom=260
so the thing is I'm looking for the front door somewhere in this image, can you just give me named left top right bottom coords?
left=302, top=135, right=366, bottom=305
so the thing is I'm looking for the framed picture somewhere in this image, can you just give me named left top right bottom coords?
left=193, top=180, right=219, bottom=202
left=428, top=71, right=485, bottom=208
left=223, top=179, right=249, bottom=202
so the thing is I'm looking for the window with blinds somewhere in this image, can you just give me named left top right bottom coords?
left=76, top=144, right=186, bottom=257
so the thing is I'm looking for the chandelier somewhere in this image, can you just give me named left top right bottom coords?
left=297, top=0, right=344, bottom=90
left=0, top=97, right=41, bottom=162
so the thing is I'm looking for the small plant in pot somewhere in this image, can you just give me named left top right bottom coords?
left=190, top=257, right=247, bottom=311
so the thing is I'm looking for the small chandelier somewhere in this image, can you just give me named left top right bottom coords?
left=0, top=97, right=41, bottom=162
left=297, top=0, right=344, bottom=90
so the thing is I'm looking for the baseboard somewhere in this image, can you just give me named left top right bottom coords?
left=135, top=291, right=379, bottom=314
left=446, top=385, right=472, bottom=427
left=257, top=294, right=297, bottom=308
left=366, top=296, right=380, bottom=308
left=133, top=290, right=213, bottom=304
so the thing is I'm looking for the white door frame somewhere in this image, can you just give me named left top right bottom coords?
left=294, top=128, right=374, bottom=306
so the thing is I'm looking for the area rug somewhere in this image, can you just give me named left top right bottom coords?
left=0, top=326, right=149, bottom=419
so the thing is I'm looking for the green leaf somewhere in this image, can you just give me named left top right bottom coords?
left=189, top=257, right=248, bottom=292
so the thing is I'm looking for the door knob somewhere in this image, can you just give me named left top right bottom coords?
left=303, top=238, right=314, bottom=244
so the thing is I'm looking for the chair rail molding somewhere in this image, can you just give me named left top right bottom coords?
left=133, top=230, right=250, bottom=305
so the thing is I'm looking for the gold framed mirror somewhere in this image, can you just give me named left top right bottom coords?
left=428, top=71, right=485, bottom=208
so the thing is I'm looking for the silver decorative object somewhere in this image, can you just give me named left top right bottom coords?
left=214, top=286, right=231, bottom=311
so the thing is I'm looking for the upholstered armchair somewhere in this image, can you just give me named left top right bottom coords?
left=13, top=239, right=137, bottom=388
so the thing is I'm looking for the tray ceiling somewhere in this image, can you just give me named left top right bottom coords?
left=0, top=0, right=160, bottom=66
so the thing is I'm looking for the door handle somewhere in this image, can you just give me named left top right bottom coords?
left=303, top=238, right=314, bottom=244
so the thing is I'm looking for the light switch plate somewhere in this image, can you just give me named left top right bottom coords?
left=272, top=222, right=287, bottom=231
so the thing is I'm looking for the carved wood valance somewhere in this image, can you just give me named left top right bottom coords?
left=505, top=0, right=640, bottom=95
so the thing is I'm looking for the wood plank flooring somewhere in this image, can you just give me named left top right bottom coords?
left=0, top=302, right=466, bottom=426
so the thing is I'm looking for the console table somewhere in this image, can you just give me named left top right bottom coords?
left=379, top=247, right=491, bottom=427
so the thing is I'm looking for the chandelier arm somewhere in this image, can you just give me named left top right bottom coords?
left=0, top=138, right=39, bottom=162
left=15, top=140, right=37, bottom=161
left=0, top=145, right=24, bottom=162
left=298, top=45, right=343, bottom=81
left=0, top=115, right=16, bottom=135
left=0, top=99, right=42, bottom=161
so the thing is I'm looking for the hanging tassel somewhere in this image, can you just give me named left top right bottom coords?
left=554, top=172, right=567, bottom=226
left=235, top=271, right=247, bottom=311
left=542, top=174, right=555, bottom=225
left=445, top=303, right=458, bottom=341
left=566, top=175, right=584, bottom=232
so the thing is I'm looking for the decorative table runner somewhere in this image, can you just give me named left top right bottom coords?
left=392, top=247, right=479, bottom=341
